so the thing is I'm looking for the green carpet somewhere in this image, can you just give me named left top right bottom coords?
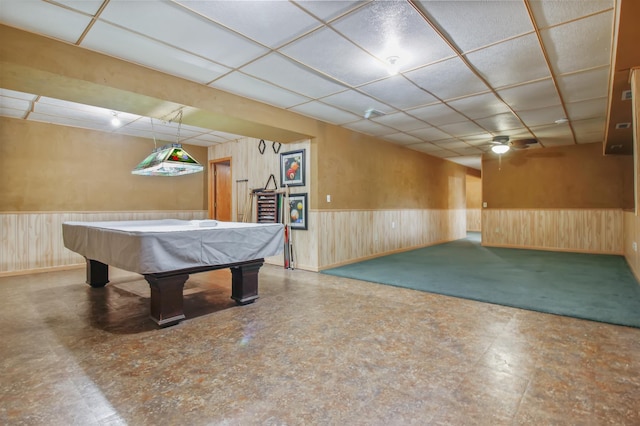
left=322, top=233, right=640, bottom=328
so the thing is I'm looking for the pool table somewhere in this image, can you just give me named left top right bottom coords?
left=63, top=219, right=284, bottom=326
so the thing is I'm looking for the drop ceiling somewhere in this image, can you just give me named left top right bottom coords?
left=0, top=0, right=635, bottom=170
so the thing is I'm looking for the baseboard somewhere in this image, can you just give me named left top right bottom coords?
left=318, top=237, right=462, bottom=271
left=480, top=242, right=623, bottom=256
left=0, top=263, right=85, bottom=278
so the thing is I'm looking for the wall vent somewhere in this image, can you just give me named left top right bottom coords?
left=622, top=89, right=632, bottom=101
left=615, top=122, right=631, bottom=130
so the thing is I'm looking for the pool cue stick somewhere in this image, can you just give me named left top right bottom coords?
left=283, top=185, right=290, bottom=269
left=289, top=189, right=295, bottom=270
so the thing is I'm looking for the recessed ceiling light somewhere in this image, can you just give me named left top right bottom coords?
left=554, top=118, right=568, bottom=125
left=111, top=112, right=121, bottom=126
left=385, top=56, right=401, bottom=75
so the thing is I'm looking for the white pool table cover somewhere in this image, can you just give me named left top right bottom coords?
left=63, top=219, right=284, bottom=274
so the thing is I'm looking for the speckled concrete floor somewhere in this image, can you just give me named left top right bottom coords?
left=1, top=264, right=639, bottom=425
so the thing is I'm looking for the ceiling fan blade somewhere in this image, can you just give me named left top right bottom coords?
left=510, top=138, right=538, bottom=147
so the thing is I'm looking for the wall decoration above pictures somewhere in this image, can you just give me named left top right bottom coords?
left=280, top=149, right=305, bottom=187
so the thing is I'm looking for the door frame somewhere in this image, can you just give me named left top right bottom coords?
left=209, top=157, right=232, bottom=220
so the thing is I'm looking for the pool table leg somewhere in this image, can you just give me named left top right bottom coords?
left=86, top=259, right=109, bottom=287
left=145, top=274, right=188, bottom=327
left=230, top=260, right=263, bottom=305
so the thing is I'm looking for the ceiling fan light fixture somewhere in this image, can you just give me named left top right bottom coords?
left=491, top=144, right=510, bottom=154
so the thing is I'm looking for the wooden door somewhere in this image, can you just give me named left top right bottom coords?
left=211, top=159, right=232, bottom=221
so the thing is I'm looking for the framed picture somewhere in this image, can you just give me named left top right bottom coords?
left=280, top=149, right=305, bottom=187
left=288, top=193, right=308, bottom=230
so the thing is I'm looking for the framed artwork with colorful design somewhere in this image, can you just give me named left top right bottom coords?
left=280, top=149, right=305, bottom=187
left=288, top=193, right=308, bottom=230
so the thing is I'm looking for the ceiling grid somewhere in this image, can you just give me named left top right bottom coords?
left=0, top=0, right=631, bottom=169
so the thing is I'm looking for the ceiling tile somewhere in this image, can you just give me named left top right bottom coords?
left=531, top=123, right=575, bottom=146
left=0, top=0, right=92, bottom=43
left=0, top=96, right=31, bottom=112
left=572, top=118, right=606, bottom=144
left=359, top=75, right=438, bottom=109
left=54, top=0, right=104, bottom=15
left=0, top=88, right=37, bottom=101
left=475, top=113, right=524, bottom=133
left=465, top=34, right=550, bottom=88
left=406, top=126, right=452, bottom=142
left=99, top=1, right=268, bottom=68
left=320, top=90, right=396, bottom=117
left=438, top=121, right=486, bottom=138
left=565, top=98, right=608, bottom=121
left=289, top=101, right=361, bottom=125
left=241, top=53, right=347, bottom=99
left=372, top=112, right=430, bottom=132
left=343, top=119, right=397, bottom=137
left=425, top=149, right=459, bottom=158
left=557, top=67, right=610, bottom=103
left=331, top=1, right=456, bottom=71
left=434, top=140, right=470, bottom=150
left=541, top=10, right=613, bottom=75
left=280, top=27, right=390, bottom=86
left=409, top=142, right=446, bottom=152
left=446, top=155, right=482, bottom=169
left=177, top=0, right=322, bottom=49
left=408, top=103, right=468, bottom=126
left=529, top=0, right=614, bottom=29
left=452, top=146, right=483, bottom=156
left=497, top=79, right=561, bottom=111
left=27, top=112, right=112, bottom=132
left=82, top=22, right=231, bottom=84
left=293, top=1, right=365, bottom=22
left=382, top=133, right=423, bottom=145
left=447, top=93, right=511, bottom=119
left=211, top=72, right=311, bottom=109
left=405, top=57, right=488, bottom=101
left=0, top=107, right=26, bottom=119
left=415, top=0, right=533, bottom=52
left=517, top=105, right=567, bottom=127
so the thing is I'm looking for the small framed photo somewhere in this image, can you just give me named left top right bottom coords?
left=288, top=193, right=308, bottom=230
left=280, top=149, right=305, bottom=187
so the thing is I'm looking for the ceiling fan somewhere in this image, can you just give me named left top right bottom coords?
left=488, top=136, right=538, bottom=154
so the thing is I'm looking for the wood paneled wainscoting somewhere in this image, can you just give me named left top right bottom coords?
left=482, top=209, right=623, bottom=254
left=0, top=211, right=207, bottom=276
left=317, top=209, right=467, bottom=270
left=623, top=210, right=640, bottom=282
left=466, top=208, right=481, bottom=232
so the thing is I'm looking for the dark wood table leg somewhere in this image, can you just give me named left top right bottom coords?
left=230, top=260, right=263, bottom=305
left=86, top=259, right=109, bottom=287
left=144, top=274, right=188, bottom=327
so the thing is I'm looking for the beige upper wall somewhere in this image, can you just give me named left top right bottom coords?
left=466, top=174, right=482, bottom=209
left=0, top=118, right=208, bottom=211
left=482, top=142, right=633, bottom=209
left=313, top=125, right=468, bottom=210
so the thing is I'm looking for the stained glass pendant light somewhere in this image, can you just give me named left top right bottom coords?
left=131, top=112, right=204, bottom=177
